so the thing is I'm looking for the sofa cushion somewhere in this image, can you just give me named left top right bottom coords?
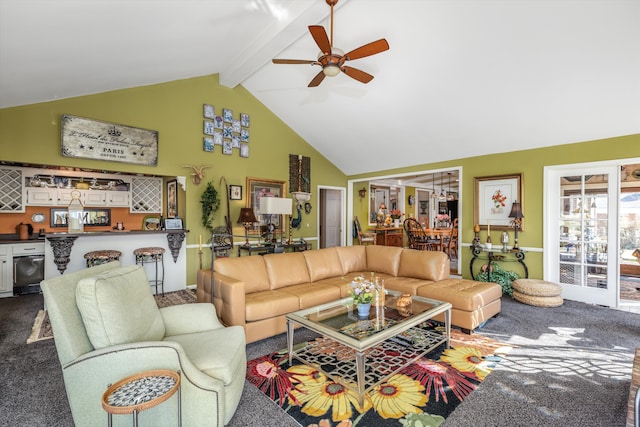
left=215, top=255, right=270, bottom=294
left=365, top=245, right=402, bottom=276
left=397, top=249, right=449, bottom=281
left=76, top=265, right=165, bottom=349
left=264, top=252, right=310, bottom=289
left=384, top=277, right=436, bottom=295
left=280, top=283, right=342, bottom=308
left=336, top=246, right=367, bottom=274
left=303, top=248, right=344, bottom=282
left=245, top=289, right=300, bottom=321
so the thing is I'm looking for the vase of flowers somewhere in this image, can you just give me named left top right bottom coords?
left=349, top=274, right=376, bottom=318
left=436, top=213, right=450, bottom=228
left=390, top=209, right=403, bottom=228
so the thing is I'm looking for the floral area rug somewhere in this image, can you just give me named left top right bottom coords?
left=247, top=322, right=511, bottom=427
left=27, top=289, right=196, bottom=344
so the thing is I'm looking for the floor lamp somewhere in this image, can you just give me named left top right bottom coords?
left=258, top=197, right=292, bottom=246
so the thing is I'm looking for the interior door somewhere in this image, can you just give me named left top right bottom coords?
left=320, top=188, right=342, bottom=248
left=545, top=165, right=618, bottom=307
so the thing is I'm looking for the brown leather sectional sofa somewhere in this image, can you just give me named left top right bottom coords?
left=197, top=245, right=502, bottom=343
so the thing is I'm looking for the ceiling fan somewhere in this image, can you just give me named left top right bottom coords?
left=272, top=0, right=389, bottom=87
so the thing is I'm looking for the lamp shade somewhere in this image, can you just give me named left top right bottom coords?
left=508, top=201, right=524, bottom=219
left=237, top=207, right=257, bottom=224
left=258, top=197, right=292, bottom=215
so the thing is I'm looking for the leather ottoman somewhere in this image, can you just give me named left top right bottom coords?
left=416, top=278, right=502, bottom=333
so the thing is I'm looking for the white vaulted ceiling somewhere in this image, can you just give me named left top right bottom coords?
left=1, top=0, right=639, bottom=175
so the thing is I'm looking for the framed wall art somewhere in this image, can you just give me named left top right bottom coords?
left=240, top=113, right=250, bottom=127
left=222, top=140, right=232, bottom=155
left=246, top=177, right=286, bottom=227
left=167, top=179, right=178, bottom=218
left=240, top=143, right=249, bottom=158
left=204, top=120, right=215, bottom=135
left=230, top=185, right=242, bottom=200
left=61, top=115, right=158, bottom=166
left=50, top=208, right=111, bottom=227
left=474, top=173, right=523, bottom=230
left=165, top=217, right=183, bottom=230
left=203, top=137, right=214, bottom=152
left=203, top=104, right=214, bottom=119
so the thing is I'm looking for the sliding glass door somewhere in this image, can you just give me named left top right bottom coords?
left=545, top=165, right=618, bottom=307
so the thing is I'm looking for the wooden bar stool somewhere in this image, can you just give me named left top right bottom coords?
left=84, top=250, right=122, bottom=268
left=134, top=247, right=165, bottom=296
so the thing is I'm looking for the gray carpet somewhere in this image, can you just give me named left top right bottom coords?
left=0, top=293, right=637, bottom=427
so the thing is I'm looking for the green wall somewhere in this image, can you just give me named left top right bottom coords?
left=350, top=133, right=640, bottom=279
left=0, top=74, right=347, bottom=285
left=2, top=73, right=639, bottom=284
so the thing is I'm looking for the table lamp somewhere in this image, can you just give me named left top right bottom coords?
left=258, top=197, right=292, bottom=245
left=508, top=201, right=524, bottom=250
left=237, top=207, right=257, bottom=246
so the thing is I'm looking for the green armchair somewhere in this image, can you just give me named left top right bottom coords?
left=41, top=261, right=246, bottom=426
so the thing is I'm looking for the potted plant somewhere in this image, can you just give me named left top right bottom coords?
left=475, top=262, right=519, bottom=297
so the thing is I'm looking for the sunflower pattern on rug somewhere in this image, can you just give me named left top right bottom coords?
left=247, top=322, right=509, bottom=427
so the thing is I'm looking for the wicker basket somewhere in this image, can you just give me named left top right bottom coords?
left=513, top=290, right=563, bottom=307
left=512, top=279, right=562, bottom=297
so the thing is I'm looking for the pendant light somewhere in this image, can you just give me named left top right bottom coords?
left=446, top=172, right=455, bottom=201
left=438, top=172, right=446, bottom=201
left=431, top=173, right=437, bottom=200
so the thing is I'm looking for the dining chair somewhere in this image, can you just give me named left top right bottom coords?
left=445, top=224, right=459, bottom=258
left=354, top=216, right=376, bottom=245
left=403, top=218, right=432, bottom=250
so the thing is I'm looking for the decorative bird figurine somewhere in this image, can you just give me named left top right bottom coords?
left=181, top=164, right=211, bottom=185
left=290, top=205, right=302, bottom=229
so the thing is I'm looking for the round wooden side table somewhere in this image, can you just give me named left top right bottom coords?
left=102, top=369, right=181, bottom=427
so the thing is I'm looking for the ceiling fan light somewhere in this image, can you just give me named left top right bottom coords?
left=322, top=65, right=341, bottom=77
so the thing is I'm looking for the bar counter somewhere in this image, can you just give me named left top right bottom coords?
left=44, top=229, right=187, bottom=293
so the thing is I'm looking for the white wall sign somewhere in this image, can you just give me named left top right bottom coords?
left=61, top=115, right=158, bottom=166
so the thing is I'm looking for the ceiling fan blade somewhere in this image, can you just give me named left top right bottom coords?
left=309, top=25, right=331, bottom=54
left=272, top=59, right=317, bottom=65
left=341, top=66, right=374, bottom=84
left=308, top=70, right=326, bottom=87
left=344, top=39, right=390, bottom=61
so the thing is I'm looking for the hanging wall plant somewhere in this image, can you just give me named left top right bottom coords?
left=201, top=181, right=221, bottom=234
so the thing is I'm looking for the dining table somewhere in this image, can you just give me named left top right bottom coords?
left=422, top=228, right=452, bottom=251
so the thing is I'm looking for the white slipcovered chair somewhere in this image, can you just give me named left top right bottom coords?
left=41, top=261, right=246, bottom=426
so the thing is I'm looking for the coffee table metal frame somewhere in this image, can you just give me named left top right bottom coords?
left=286, top=291, right=451, bottom=406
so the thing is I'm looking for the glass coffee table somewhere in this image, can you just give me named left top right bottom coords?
left=286, top=290, right=451, bottom=405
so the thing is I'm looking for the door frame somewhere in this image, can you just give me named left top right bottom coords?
left=347, top=167, right=462, bottom=274
left=318, top=185, right=346, bottom=248
left=543, top=158, right=640, bottom=307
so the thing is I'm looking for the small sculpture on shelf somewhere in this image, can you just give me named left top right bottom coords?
left=472, top=224, right=481, bottom=249
left=501, top=231, right=509, bottom=252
